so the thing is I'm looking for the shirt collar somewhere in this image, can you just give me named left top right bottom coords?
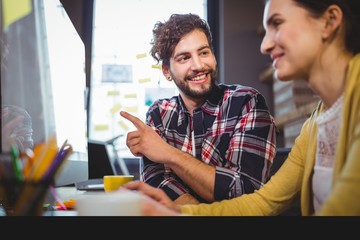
left=177, top=84, right=223, bottom=122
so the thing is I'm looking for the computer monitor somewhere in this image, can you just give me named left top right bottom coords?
left=87, top=139, right=117, bottom=179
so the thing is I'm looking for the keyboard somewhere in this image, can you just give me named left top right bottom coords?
left=75, top=178, right=104, bottom=191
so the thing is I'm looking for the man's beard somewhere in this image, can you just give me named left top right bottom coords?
left=171, top=69, right=217, bottom=99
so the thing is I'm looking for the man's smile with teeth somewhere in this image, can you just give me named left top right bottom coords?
left=190, top=74, right=207, bottom=81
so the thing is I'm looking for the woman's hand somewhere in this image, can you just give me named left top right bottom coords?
left=122, top=180, right=182, bottom=216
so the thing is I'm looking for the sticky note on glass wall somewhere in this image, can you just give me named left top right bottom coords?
left=124, top=106, right=138, bottom=113
left=138, top=78, right=151, bottom=84
left=94, top=124, right=109, bottom=131
left=110, top=104, right=122, bottom=115
left=152, top=64, right=162, bottom=70
left=3, top=0, right=32, bottom=30
left=107, top=90, right=120, bottom=96
left=118, top=120, right=129, bottom=131
left=136, top=53, right=147, bottom=59
left=124, top=93, right=137, bottom=99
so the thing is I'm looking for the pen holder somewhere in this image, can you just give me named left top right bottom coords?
left=0, top=178, right=52, bottom=216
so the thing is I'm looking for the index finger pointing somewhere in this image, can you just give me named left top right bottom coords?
left=119, top=111, right=145, bottom=130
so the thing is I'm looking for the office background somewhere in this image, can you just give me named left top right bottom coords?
left=60, top=0, right=319, bottom=149
left=1, top=0, right=318, bottom=186
left=60, top=0, right=276, bottom=143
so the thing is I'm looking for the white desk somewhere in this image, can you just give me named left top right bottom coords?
left=46, top=186, right=109, bottom=216
left=1, top=186, right=140, bottom=216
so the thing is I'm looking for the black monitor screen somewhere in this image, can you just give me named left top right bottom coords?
left=87, top=140, right=116, bottom=179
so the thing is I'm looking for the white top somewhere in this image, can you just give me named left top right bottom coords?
left=312, top=94, right=344, bottom=212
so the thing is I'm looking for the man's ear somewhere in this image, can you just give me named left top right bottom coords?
left=162, top=65, right=170, bottom=78
left=322, top=4, right=343, bottom=40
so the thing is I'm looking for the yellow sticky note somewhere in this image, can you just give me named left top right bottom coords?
left=118, top=120, right=129, bottom=131
left=3, top=0, right=32, bottom=30
left=110, top=104, right=122, bottom=115
left=138, top=78, right=151, bottom=84
left=152, top=64, right=162, bottom=69
left=124, top=106, right=138, bottom=113
left=107, top=90, right=120, bottom=96
left=124, top=93, right=137, bottom=99
left=94, top=124, right=109, bottom=131
left=136, top=53, right=147, bottom=59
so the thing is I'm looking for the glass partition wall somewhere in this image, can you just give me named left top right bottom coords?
left=0, top=0, right=89, bottom=186
left=1, top=0, right=87, bottom=155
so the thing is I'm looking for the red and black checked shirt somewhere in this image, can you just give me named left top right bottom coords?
left=141, top=84, right=277, bottom=202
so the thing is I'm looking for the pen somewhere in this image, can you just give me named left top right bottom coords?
left=10, top=143, right=23, bottom=180
left=21, top=148, right=35, bottom=178
left=29, top=135, right=58, bottom=181
left=49, top=186, right=67, bottom=210
left=42, top=144, right=73, bottom=181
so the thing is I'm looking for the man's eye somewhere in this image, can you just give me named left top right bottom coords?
left=178, top=56, right=189, bottom=62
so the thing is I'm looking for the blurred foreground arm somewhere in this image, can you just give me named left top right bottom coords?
left=123, top=181, right=182, bottom=216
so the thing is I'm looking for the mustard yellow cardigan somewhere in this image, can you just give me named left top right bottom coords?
left=181, top=54, right=360, bottom=216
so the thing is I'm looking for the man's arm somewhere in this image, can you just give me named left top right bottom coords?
left=120, top=110, right=217, bottom=202
left=208, top=91, right=277, bottom=200
left=141, top=155, right=195, bottom=202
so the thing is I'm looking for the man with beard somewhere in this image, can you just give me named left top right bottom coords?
left=120, top=13, right=277, bottom=205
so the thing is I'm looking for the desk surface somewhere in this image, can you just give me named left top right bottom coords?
left=1, top=186, right=139, bottom=216
left=56, top=185, right=99, bottom=199
left=48, top=186, right=105, bottom=216
left=0, top=186, right=82, bottom=216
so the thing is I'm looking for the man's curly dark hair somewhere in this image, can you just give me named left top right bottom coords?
left=149, top=13, right=214, bottom=67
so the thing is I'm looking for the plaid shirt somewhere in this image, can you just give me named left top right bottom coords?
left=142, top=83, right=277, bottom=202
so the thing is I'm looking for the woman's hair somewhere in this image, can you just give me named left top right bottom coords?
left=293, top=0, right=360, bottom=54
left=149, top=13, right=214, bottom=67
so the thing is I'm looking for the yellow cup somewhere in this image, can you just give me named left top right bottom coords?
left=103, top=175, right=134, bottom=192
